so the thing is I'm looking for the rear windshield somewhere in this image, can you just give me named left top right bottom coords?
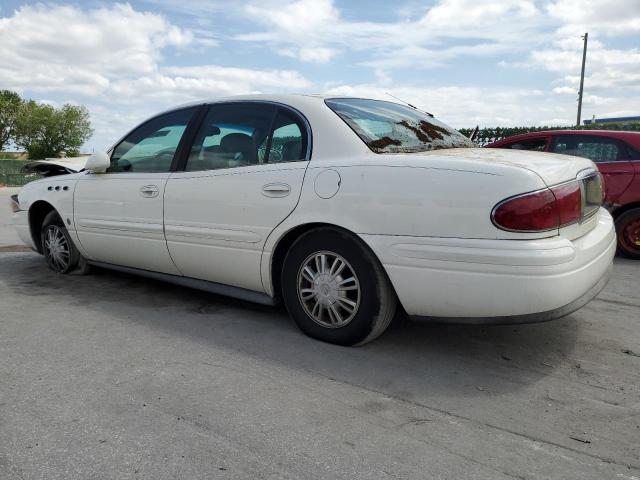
left=325, top=98, right=474, bottom=153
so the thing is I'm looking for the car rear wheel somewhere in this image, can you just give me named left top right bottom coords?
left=41, top=211, right=81, bottom=274
left=615, top=208, right=640, bottom=259
left=281, top=228, right=397, bottom=345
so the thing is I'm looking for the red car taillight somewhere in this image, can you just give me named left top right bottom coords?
left=492, top=181, right=583, bottom=232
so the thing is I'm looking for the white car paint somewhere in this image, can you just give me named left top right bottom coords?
left=13, top=94, right=615, bottom=325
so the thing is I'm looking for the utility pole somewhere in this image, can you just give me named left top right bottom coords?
left=576, top=32, right=588, bottom=127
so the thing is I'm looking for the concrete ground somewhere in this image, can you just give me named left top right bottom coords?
left=0, top=187, right=638, bottom=479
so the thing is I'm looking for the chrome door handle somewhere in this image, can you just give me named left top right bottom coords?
left=140, top=185, right=159, bottom=198
left=262, top=183, right=291, bottom=198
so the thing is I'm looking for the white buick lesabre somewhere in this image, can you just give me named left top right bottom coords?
left=11, top=95, right=616, bottom=345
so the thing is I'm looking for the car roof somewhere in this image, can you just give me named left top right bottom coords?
left=488, top=129, right=640, bottom=148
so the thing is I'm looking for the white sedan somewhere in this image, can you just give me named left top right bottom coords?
left=11, top=95, right=616, bottom=345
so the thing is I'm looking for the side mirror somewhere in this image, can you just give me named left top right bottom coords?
left=84, top=151, right=110, bottom=173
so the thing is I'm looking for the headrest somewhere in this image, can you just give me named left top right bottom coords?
left=220, top=133, right=255, bottom=153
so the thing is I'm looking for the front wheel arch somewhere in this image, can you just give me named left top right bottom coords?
left=28, top=200, right=57, bottom=254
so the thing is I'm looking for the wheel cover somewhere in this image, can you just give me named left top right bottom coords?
left=297, top=250, right=361, bottom=328
left=44, top=225, right=71, bottom=272
left=621, top=218, right=640, bottom=252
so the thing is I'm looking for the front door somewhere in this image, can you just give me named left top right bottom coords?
left=74, top=107, right=199, bottom=274
left=164, top=102, right=310, bottom=292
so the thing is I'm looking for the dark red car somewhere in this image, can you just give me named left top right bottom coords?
left=487, top=130, right=640, bottom=258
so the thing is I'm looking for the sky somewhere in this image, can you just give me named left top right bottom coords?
left=0, top=0, right=639, bottom=152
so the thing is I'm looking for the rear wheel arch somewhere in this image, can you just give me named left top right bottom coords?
left=269, top=222, right=397, bottom=303
left=28, top=201, right=57, bottom=253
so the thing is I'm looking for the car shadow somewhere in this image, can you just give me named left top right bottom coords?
left=6, top=253, right=581, bottom=401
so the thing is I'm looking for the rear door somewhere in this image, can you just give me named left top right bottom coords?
left=164, top=102, right=310, bottom=292
left=550, top=134, right=634, bottom=205
left=74, top=106, right=200, bottom=274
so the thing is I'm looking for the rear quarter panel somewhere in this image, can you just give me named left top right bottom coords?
left=260, top=155, right=552, bottom=294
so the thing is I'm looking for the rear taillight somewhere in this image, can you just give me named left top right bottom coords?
left=552, top=182, right=582, bottom=226
left=492, top=189, right=558, bottom=232
left=492, top=180, right=588, bottom=233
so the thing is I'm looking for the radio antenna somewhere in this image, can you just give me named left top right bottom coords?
left=385, top=92, right=433, bottom=117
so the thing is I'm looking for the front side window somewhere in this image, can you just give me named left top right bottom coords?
left=110, top=107, right=197, bottom=173
left=505, top=138, right=548, bottom=151
left=186, top=103, right=308, bottom=171
left=551, top=135, right=622, bottom=163
left=325, top=98, right=473, bottom=153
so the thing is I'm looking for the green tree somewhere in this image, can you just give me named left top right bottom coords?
left=14, top=101, right=93, bottom=159
left=0, top=90, right=23, bottom=152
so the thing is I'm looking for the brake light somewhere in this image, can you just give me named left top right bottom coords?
left=493, top=189, right=558, bottom=231
left=492, top=181, right=583, bottom=232
left=552, top=182, right=581, bottom=226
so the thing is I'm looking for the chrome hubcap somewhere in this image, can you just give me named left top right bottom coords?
left=297, top=251, right=361, bottom=328
left=44, top=226, right=70, bottom=272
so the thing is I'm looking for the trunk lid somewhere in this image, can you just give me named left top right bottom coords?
left=423, top=148, right=596, bottom=186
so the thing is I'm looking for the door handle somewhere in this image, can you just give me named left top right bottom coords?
left=140, top=185, right=159, bottom=198
left=262, top=183, right=291, bottom=198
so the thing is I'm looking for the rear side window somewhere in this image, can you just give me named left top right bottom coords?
left=504, top=138, right=548, bottom=151
left=551, top=135, right=622, bottom=163
left=625, top=143, right=640, bottom=160
left=325, top=98, right=473, bottom=153
left=186, top=103, right=276, bottom=171
left=186, top=103, right=309, bottom=172
left=268, top=110, right=307, bottom=163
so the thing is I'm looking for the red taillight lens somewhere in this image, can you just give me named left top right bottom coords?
left=493, top=189, right=559, bottom=231
left=551, top=182, right=581, bottom=226
left=493, top=181, right=583, bottom=232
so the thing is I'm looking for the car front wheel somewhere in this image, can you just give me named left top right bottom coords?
left=281, top=228, right=397, bottom=346
left=41, top=211, right=81, bottom=274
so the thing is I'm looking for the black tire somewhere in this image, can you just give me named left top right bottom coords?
left=615, top=208, right=640, bottom=259
left=41, top=211, right=81, bottom=274
left=281, top=227, right=397, bottom=346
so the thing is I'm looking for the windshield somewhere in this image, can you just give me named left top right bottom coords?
left=325, top=98, right=474, bottom=153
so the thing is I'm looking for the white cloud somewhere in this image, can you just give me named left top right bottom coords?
left=239, top=0, right=544, bottom=68
left=110, top=66, right=311, bottom=102
left=552, top=86, right=576, bottom=95
left=547, top=0, right=640, bottom=36
left=0, top=3, right=313, bottom=150
left=0, top=3, right=193, bottom=95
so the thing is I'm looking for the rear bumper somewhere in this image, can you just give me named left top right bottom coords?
left=360, top=208, right=616, bottom=322
left=410, top=263, right=611, bottom=324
